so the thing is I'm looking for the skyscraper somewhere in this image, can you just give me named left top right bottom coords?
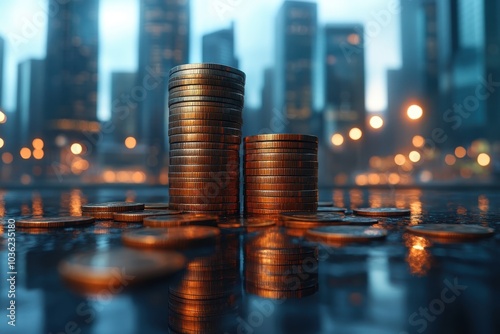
left=137, top=0, right=190, bottom=174
left=274, top=0, right=317, bottom=134
left=323, top=24, right=366, bottom=137
left=110, top=72, right=138, bottom=144
left=44, top=0, right=100, bottom=166
left=0, top=37, right=5, bottom=108
left=16, top=59, right=45, bottom=146
left=202, top=23, right=238, bottom=68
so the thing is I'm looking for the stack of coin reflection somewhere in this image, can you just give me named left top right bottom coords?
left=245, top=231, right=319, bottom=299
left=169, top=246, right=240, bottom=333
left=244, top=134, right=319, bottom=215
left=168, top=63, right=245, bottom=217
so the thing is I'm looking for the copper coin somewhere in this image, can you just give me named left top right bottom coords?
left=59, top=248, right=186, bottom=290
left=306, top=226, right=387, bottom=243
left=317, top=207, right=348, bottom=213
left=169, top=83, right=243, bottom=94
left=244, top=183, right=317, bottom=191
left=340, top=216, right=379, bottom=225
left=245, top=208, right=315, bottom=215
left=169, top=68, right=245, bottom=82
left=81, top=211, right=115, bottom=220
left=169, top=96, right=243, bottom=108
left=169, top=142, right=240, bottom=151
left=144, top=214, right=218, bottom=228
left=244, top=153, right=317, bottom=162
left=244, top=190, right=318, bottom=197
left=353, top=207, right=411, bottom=217
left=169, top=63, right=246, bottom=78
left=244, top=141, right=318, bottom=150
left=169, top=105, right=242, bottom=115
left=122, top=226, right=221, bottom=249
left=170, top=196, right=239, bottom=204
left=244, top=134, right=317, bottom=143
left=170, top=155, right=240, bottom=165
left=167, top=100, right=236, bottom=108
left=245, top=202, right=316, bottom=210
left=169, top=111, right=242, bottom=124
left=169, top=165, right=239, bottom=174
left=244, top=168, right=318, bottom=176
left=280, top=212, right=344, bottom=222
left=245, top=196, right=317, bottom=204
left=169, top=172, right=240, bottom=179
left=169, top=119, right=241, bottom=129
left=245, top=284, right=318, bottom=299
left=113, top=210, right=182, bottom=223
left=170, top=188, right=239, bottom=197
left=168, top=78, right=245, bottom=92
left=81, top=202, right=145, bottom=212
left=169, top=133, right=241, bottom=144
left=406, top=224, right=494, bottom=239
left=17, top=216, right=95, bottom=228
left=245, top=262, right=317, bottom=276
left=217, top=217, right=277, bottom=229
left=244, top=148, right=318, bottom=155
left=168, top=126, right=241, bottom=137
left=170, top=149, right=240, bottom=157
left=169, top=89, right=244, bottom=101
left=245, top=161, right=318, bottom=169
left=171, top=203, right=240, bottom=211
left=144, top=203, right=170, bottom=210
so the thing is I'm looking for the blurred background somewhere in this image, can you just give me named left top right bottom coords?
left=0, top=0, right=499, bottom=187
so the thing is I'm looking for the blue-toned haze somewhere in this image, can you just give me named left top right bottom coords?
left=0, top=0, right=400, bottom=119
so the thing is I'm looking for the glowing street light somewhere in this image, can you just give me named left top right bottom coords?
left=349, top=128, right=363, bottom=141
left=407, top=105, right=423, bottom=120
left=331, top=134, right=344, bottom=146
left=369, top=116, right=384, bottom=129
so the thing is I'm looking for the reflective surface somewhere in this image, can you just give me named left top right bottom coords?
left=0, top=187, right=499, bottom=334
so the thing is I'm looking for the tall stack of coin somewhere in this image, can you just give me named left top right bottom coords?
left=245, top=231, right=318, bottom=299
left=169, top=250, right=240, bottom=333
left=244, top=134, right=319, bottom=215
left=168, top=63, right=245, bottom=216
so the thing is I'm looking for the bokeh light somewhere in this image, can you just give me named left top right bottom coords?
left=70, top=143, right=83, bottom=155
left=407, top=105, right=423, bottom=120
left=369, top=116, right=384, bottom=129
left=394, top=154, right=406, bottom=166
left=409, top=151, right=421, bottom=163
left=331, top=133, right=344, bottom=146
left=125, top=137, right=137, bottom=149
left=477, top=153, right=491, bottom=167
left=20, top=147, right=32, bottom=160
left=349, top=128, right=363, bottom=141
left=455, top=146, right=466, bottom=158
left=412, top=135, right=424, bottom=148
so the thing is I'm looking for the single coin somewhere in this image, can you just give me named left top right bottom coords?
left=59, top=248, right=186, bottom=290
left=169, top=68, right=245, bottom=83
left=245, top=196, right=317, bottom=204
left=340, top=216, right=379, bottom=225
left=168, top=78, right=245, bottom=92
left=144, top=203, right=170, bottom=210
left=113, top=210, right=182, bottom=223
left=169, top=105, right=243, bottom=115
left=17, top=216, right=95, bottom=228
left=217, top=217, right=276, bottom=230
left=245, top=161, right=318, bottom=169
left=169, top=119, right=241, bottom=129
left=244, top=168, right=318, bottom=176
left=244, top=141, right=318, bottom=150
left=169, top=133, right=241, bottom=144
left=169, top=63, right=246, bottom=78
left=168, top=83, right=243, bottom=94
left=122, top=226, right=220, bottom=249
left=245, top=284, right=318, bottom=299
left=170, top=149, right=240, bottom=157
left=168, top=126, right=241, bottom=137
left=169, top=209, right=239, bottom=216
left=353, top=207, right=411, bottom=217
left=81, top=202, right=145, bottom=212
left=317, top=207, right=348, bottom=213
left=244, top=190, right=318, bottom=197
left=244, top=153, right=317, bottom=162
left=144, top=214, right=218, bottom=228
left=244, top=134, right=318, bottom=143
left=169, top=96, right=243, bottom=108
left=244, top=183, right=317, bottom=191
left=280, top=212, right=344, bottom=222
left=406, top=224, right=495, bottom=239
left=81, top=211, right=115, bottom=220
left=318, top=201, right=333, bottom=207
left=306, top=226, right=387, bottom=243
left=167, top=100, right=237, bottom=108
left=169, top=142, right=240, bottom=151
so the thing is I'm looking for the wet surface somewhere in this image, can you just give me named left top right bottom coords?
left=0, top=187, right=499, bottom=334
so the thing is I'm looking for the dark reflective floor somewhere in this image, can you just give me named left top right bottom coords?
left=0, top=187, right=499, bottom=334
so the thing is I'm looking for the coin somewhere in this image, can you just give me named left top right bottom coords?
left=169, top=133, right=241, bottom=144
left=306, top=226, right=387, bottom=243
left=144, top=203, right=170, bottom=210
left=122, top=226, right=220, bottom=249
left=59, top=248, right=186, bottom=290
left=169, top=68, right=245, bottom=83
left=171, top=203, right=239, bottom=211
left=244, top=183, right=317, bottom=191
left=113, top=210, right=182, bottom=223
left=245, top=263, right=317, bottom=276
left=168, top=78, right=245, bottom=92
left=245, top=202, right=316, bottom=210
left=244, top=134, right=318, bottom=143
left=170, top=149, right=240, bottom=157
left=317, top=207, right=348, bottom=213
left=245, top=284, right=318, bottom=299
left=280, top=212, right=343, bottom=222
left=245, top=161, right=318, bottom=169
left=243, top=176, right=317, bottom=184
left=244, top=190, right=318, bottom=197
left=245, top=196, right=317, bottom=204
left=170, top=196, right=239, bottom=205
left=244, top=153, right=317, bottom=162
left=318, top=201, right=333, bottom=207
left=245, top=208, right=314, bottom=215
left=340, top=216, right=379, bottom=225
left=170, top=188, right=239, bottom=197
left=169, top=83, right=243, bottom=94
left=170, top=142, right=240, bottom=151
left=244, top=168, right=318, bottom=176
left=81, top=202, right=145, bottom=212
left=144, top=214, right=219, bottom=228
left=81, top=211, right=115, bottom=220
left=169, top=172, right=240, bottom=180
left=169, top=96, right=243, bottom=108
left=406, top=224, right=495, bottom=239
left=168, top=126, right=241, bottom=137
left=170, top=155, right=239, bottom=165
left=17, top=216, right=95, bottom=228
left=169, top=120, right=241, bottom=129
left=169, top=111, right=242, bottom=124
left=169, top=63, right=246, bottom=78
left=217, top=217, right=276, bottom=230
left=353, top=207, right=411, bottom=217
left=244, top=141, right=318, bottom=150
left=244, top=148, right=317, bottom=155
left=169, top=89, right=244, bottom=102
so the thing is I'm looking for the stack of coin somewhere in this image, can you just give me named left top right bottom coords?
left=169, top=250, right=240, bottom=333
left=168, top=63, right=245, bottom=216
left=245, top=231, right=318, bottom=299
left=244, top=134, right=319, bottom=215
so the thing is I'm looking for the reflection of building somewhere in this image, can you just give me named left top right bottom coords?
left=16, top=59, right=45, bottom=146
left=110, top=72, right=137, bottom=144
left=323, top=24, right=366, bottom=140
left=274, top=0, right=317, bottom=134
left=0, top=37, right=5, bottom=107
left=137, top=0, right=190, bottom=176
left=202, top=23, right=238, bottom=68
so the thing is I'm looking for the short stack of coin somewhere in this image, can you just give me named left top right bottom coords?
left=169, top=251, right=240, bottom=333
left=168, top=63, right=245, bottom=216
left=245, top=231, right=318, bottom=299
left=244, top=134, right=319, bottom=215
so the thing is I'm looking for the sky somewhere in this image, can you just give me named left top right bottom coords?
left=0, top=0, right=401, bottom=120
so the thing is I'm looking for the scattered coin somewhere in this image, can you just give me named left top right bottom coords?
left=353, top=207, right=411, bottom=217
left=113, top=210, right=182, bottom=223
left=122, top=226, right=221, bottom=249
left=17, top=216, right=95, bottom=228
left=143, top=214, right=219, bottom=228
left=144, top=203, right=170, bottom=210
left=340, top=216, right=379, bottom=225
left=81, top=202, right=145, bottom=212
left=306, top=226, right=387, bottom=244
left=406, top=224, right=494, bottom=239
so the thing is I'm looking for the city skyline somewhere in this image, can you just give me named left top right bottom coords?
left=0, top=0, right=400, bottom=119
